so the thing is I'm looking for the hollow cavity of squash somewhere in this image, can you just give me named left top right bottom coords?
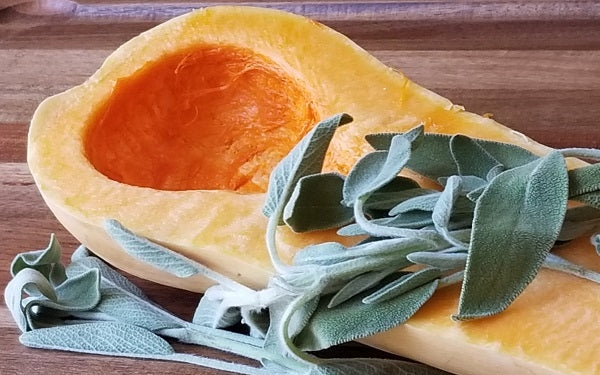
left=85, top=45, right=317, bottom=192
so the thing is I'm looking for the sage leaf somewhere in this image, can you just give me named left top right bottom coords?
left=263, top=295, right=301, bottom=362
left=543, top=253, right=600, bottom=285
left=21, top=323, right=270, bottom=375
left=263, top=113, right=352, bottom=219
left=558, top=206, right=600, bottom=241
left=261, top=359, right=296, bottom=375
left=363, top=267, right=441, bottom=304
left=343, top=127, right=422, bottom=205
left=20, top=322, right=174, bottom=356
left=447, top=213, right=475, bottom=231
left=407, top=251, right=468, bottom=270
left=327, top=268, right=397, bottom=308
left=67, top=255, right=184, bottom=331
left=283, top=173, right=353, bottom=232
left=560, top=148, right=600, bottom=161
left=568, top=164, right=600, bottom=209
left=293, top=242, right=347, bottom=266
left=389, top=193, right=441, bottom=215
left=353, top=200, right=442, bottom=241
left=97, top=291, right=184, bottom=332
left=480, top=140, right=539, bottom=169
left=486, top=164, right=505, bottom=181
left=336, top=223, right=371, bottom=236
left=368, top=133, right=457, bottom=180
left=24, top=269, right=101, bottom=329
left=574, top=193, right=600, bottom=210
left=241, top=307, right=270, bottom=339
left=273, top=268, right=322, bottom=294
left=367, top=133, right=537, bottom=181
left=343, top=150, right=399, bottom=205
left=70, top=244, right=91, bottom=261
left=52, top=268, right=100, bottom=311
left=337, top=211, right=434, bottom=236
left=10, top=234, right=66, bottom=287
left=389, top=191, right=474, bottom=217
left=288, top=296, right=320, bottom=339
left=373, top=175, right=421, bottom=193
left=294, top=238, right=432, bottom=268
left=385, top=211, right=435, bottom=228
left=365, top=187, right=436, bottom=211
left=105, top=219, right=250, bottom=293
left=308, top=358, right=451, bottom=375
left=320, top=254, right=411, bottom=292
left=167, top=354, right=270, bottom=375
left=569, top=164, right=600, bottom=196
left=456, top=151, right=568, bottom=320
left=466, top=186, right=485, bottom=202
left=193, top=292, right=241, bottom=329
left=67, top=255, right=148, bottom=300
left=5, top=268, right=57, bottom=332
left=432, top=176, right=469, bottom=248
left=105, top=219, right=198, bottom=278
left=450, top=135, right=501, bottom=178
left=295, top=281, right=437, bottom=351
left=438, top=175, right=487, bottom=194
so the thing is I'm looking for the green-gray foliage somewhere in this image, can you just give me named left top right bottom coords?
left=284, top=173, right=354, bottom=232
left=263, top=114, right=352, bottom=219
left=7, top=114, right=600, bottom=375
left=456, top=151, right=569, bottom=319
left=295, top=280, right=437, bottom=351
left=11, top=234, right=66, bottom=287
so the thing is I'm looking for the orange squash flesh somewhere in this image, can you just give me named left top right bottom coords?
left=27, top=6, right=598, bottom=375
left=85, top=45, right=316, bottom=192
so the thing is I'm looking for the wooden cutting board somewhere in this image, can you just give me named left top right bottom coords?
left=1, top=1, right=600, bottom=374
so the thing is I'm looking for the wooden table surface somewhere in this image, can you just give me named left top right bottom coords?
left=1, top=1, right=600, bottom=374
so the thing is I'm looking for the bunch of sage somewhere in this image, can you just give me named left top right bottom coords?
left=6, top=113, right=600, bottom=374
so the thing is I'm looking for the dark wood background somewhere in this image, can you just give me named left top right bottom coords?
left=1, top=1, right=599, bottom=373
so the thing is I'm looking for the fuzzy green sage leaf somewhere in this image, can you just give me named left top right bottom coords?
left=105, top=219, right=252, bottom=293
left=343, top=126, right=423, bottom=205
left=5, top=268, right=57, bottom=332
left=568, top=164, right=600, bottom=209
left=295, top=280, right=437, bottom=351
left=20, top=321, right=174, bottom=356
left=24, top=268, right=101, bottom=330
left=449, top=135, right=502, bottom=179
left=456, top=151, right=569, bottom=320
left=263, top=113, right=352, bottom=219
left=362, top=267, right=441, bottom=304
left=284, top=172, right=353, bottom=232
left=10, top=233, right=66, bottom=287
left=68, top=255, right=185, bottom=331
left=367, top=132, right=538, bottom=181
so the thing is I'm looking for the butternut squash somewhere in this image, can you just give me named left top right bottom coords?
left=28, top=6, right=598, bottom=374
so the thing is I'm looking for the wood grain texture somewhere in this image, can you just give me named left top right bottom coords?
left=1, top=1, right=599, bottom=374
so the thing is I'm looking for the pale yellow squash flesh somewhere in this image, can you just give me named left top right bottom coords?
left=28, top=6, right=598, bottom=375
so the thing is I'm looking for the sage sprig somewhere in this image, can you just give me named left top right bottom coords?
left=7, top=114, right=600, bottom=375
left=20, top=322, right=270, bottom=375
left=263, top=113, right=352, bottom=272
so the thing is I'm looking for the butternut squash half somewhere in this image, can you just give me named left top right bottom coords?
left=28, top=6, right=599, bottom=375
